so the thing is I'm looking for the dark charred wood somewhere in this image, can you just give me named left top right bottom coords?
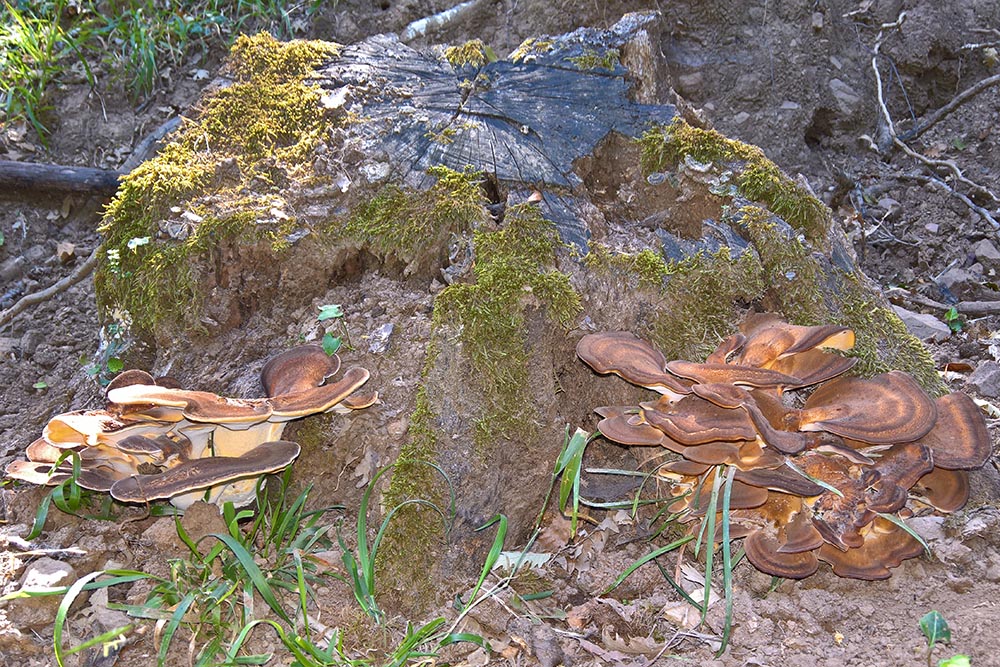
left=0, top=160, right=123, bottom=195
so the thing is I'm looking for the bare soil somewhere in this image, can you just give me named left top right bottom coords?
left=3, top=1, right=1000, bottom=665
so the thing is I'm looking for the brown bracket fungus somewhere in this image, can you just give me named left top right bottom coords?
left=5, top=344, right=376, bottom=509
left=578, top=314, right=992, bottom=581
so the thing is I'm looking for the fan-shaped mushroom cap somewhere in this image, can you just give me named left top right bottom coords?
left=705, top=333, right=746, bottom=364
left=868, top=442, right=934, bottom=512
left=916, top=392, right=991, bottom=470
left=660, top=460, right=712, bottom=477
left=739, top=314, right=855, bottom=366
left=666, top=360, right=804, bottom=389
left=768, top=350, right=858, bottom=388
left=43, top=411, right=172, bottom=447
left=679, top=441, right=745, bottom=465
left=642, top=396, right=757, bottom=445
left=744, top=530, right=820, bottom=579
left=733, top=467, right=827, bottom=496
left=330, top=390, right=381, bottom=414
left=688, top=478, right=769, bottom=514
left=109, top=440, right=301, bottom=504
left=777, top=510, right=826, bottom=554
left=106, top=369, right=156, bottom=393
left=107, top=385, right=272, bottom=428
left=25, top=438, right=63, bottom=463
left=261, top=345, right=341, bottom=397
left=913, top=467, right=970, bottom=512
left=269, top=367, right=371, bottom=420
left=740, top=401, right=808, bottom=454
left=816, top=517, right=923, bottom=580
left=576, top=332, right=691, bottom=397
left=595, top=406, right=665, bottom=446
left=798, top=371, right=937, bottom=444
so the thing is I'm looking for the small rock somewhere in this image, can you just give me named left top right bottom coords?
left=829, top=78, right=861, bottom=113
left=985, top=563, right=1000, bottom=582
left=937, top=267, right=980, bottom=298
left=0, top=256, right=26, bottom=283
left=8, top=557, right=77, bottom=630
left=0, top=338, right=17, bottom=354
left=55, top=241, right=76, bottom=264
left=20, top=330, right=44, bottom=356
left=677, top=72, right=703, bottom=95
left=973, top=239, right=1000, bottom=263
left=891, top=305, right=951, bottom=342
left=925, top=222, right=939, bottom=233
left=368, top=322, right=394, bottom=354
left=780, top=100, right=801, bottom=110
left=387, top=417, right=409, bottom=437
left=732, top=111, right=750, bottom=124
left=811, top=11, right=824, bottom=30
left=966, top=361, right=1000, bottom=398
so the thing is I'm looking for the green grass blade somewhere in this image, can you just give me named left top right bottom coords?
left=603, top=535, right=695, bottom=594
left=208, top=532, right=291, bottom=624
left=699, top=468, right=724, bottom=626
left=54, top=570, right=105, bottom=667
left=784, top=460, right=843, bottom=497
left=716, top=466, right=736, bottom=657
left=157, top=592, right=195, bottom=666
left=464, top=514, right=507, bottom=610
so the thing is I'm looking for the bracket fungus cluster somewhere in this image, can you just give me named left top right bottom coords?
left=578, top=314, right=992, bottom=580
left=6, top=345, right=377, bottom=509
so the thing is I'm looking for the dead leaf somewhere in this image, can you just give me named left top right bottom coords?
left=600, top=626, right=668, bottom=656
left=56, top=242, right=76, bottom=264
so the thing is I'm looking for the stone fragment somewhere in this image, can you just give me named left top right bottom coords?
left=8, top=557, right=77, bottom=630
left=966, top=361, right=1000, bottom=398
left=829, top=78, right=861, bottom=114
left=891, top=305, right=951, bottom=343
left=973, top=239, right=1000, bottom=264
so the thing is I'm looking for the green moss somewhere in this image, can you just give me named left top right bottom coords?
left=444, top=39, right=494, bottom=68
left=509, top=38, right=554, bottom=63
left=97, top=33, right=337, bottom=334
left=567, top=48, right=620, bottom=71
left=434, top=204, right=581, bottom=448
left=638, top=119, right=830, bottom=241
left=340, top=165, right=488, bottom=269
left=584, top=205, right=941, bottom=390
left=375, top=205, right=581, bottom=613
left=582, top=245, right=674, bottom=288
left=838, top=274, right=945, bottom=394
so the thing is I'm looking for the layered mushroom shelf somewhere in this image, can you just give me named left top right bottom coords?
left=578, top=313, right=992, bottom=580
left=6, top=345, right=377, bottom=508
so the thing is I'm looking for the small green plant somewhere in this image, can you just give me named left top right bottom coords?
left=943, top=307, right=963, bottom=333
left=317, top=303, right=347, bottom=355
left=920, top=610, right=971, bottom=667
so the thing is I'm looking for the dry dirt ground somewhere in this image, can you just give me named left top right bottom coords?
left=3, top=1, right=1000, bottom=666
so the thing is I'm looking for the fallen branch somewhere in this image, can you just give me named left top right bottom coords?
left=0, top=116, right=181, bottom=329
left=868, top=12, right=1000, bottom=223
left=899, top=72, right=1000, bottom=141
left=0, top=160, right=123, bottom=194
left=886, top=287, right=1000, bottom=317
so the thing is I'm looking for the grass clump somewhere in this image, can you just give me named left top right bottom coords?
left=639, top=119, right=830, bottom=241
left=96, top=32, right=335, bottom=335
left=0, top=0, right=326, bottom=139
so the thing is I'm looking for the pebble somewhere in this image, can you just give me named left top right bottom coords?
left=966, top=361, right=1000, bottom=398
left=8, top=557, right=77, bottom=630
left=891, top=305, right=951, bottom=342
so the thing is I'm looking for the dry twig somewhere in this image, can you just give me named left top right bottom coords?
left=0, top=116, right=181, bottom=329
left=868, top=12, right=1000, bottom=227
